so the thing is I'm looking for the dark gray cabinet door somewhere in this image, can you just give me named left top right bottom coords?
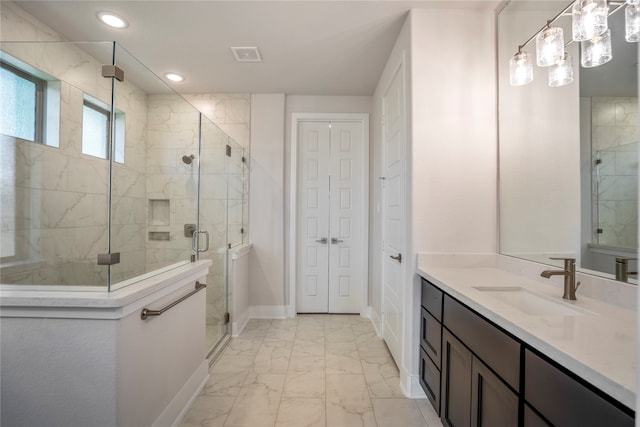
left=525, top=350, right=634, bottom=427
left=470, top=355, right=518, bottom=427
left=524, top=404, right=550, bottom=427
left=420, top=346, right=441, bottom=415
left=441, top=329, right=472, bottom=427
left=421, top=307, right=442, bottom=368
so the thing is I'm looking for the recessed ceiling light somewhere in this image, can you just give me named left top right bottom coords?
left=97, top=11, right=128, bottom=29
left=165, top=73, right=185, bottom=82
left=230, top=47, right=262, bottom=62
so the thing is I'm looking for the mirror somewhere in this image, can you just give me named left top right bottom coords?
left=498, top=0, right=638, bottom=283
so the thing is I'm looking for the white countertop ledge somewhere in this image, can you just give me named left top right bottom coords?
left=0, top=260, right=212, bottom=311
left=417, top=260, right=636, bottom=411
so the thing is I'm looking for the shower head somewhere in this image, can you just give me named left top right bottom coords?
left=182, top=154, right=195, bottom=165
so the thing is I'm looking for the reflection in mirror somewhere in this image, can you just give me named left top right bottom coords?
left=498, top=0, right=638, bottom=284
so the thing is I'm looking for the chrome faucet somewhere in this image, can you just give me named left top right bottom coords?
left=540, top=257, right=581, bottom=301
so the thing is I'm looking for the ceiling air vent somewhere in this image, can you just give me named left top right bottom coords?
left=230, top=46, right=262, bottom=62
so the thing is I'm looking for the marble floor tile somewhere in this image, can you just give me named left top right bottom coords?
left=275, top=397, right=325, bottom=427
left=372, top=398, right=428, bottom=427
left=202, top=369, right=249, bottom=397
left=182, top=315, right=443, bottom=427
left=251, top=339, right=292, bottom=373
left=179, top=395, right=235, bottom=427
left=224, top=373, right=286, bottom=427
left=326, top=374, right=376, bottom=427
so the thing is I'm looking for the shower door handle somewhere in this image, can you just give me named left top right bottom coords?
left=192, top=230, right=210, bottom=253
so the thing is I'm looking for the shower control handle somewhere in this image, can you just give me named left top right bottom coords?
left=315, top=237, right=328, bottom=244
left=192, top=230, right=210, bottom=253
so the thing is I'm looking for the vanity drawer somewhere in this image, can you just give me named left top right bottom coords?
left=421, top=278, right=443, bottom=321
left=420, top=307, right=441, bottom=368
left=525, top=350, right=634, bottom=427
left=443, top=295, right=520, bottom=390
left=419, top=346, right=440, bottom=415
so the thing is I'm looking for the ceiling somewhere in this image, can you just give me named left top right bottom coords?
left=9, top=0, right=499, bottom=95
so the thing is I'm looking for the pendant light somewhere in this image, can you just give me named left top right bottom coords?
left=548, top=53, right=575, bottom=86
left=572, top=0, right=609, bottom=41
left=536, top=26, right=565, bottom=66
left=510, top=50, right=533, bottom=86
left=626, top=4, right=640, bottom=42
left=581, top=29, right=613, bottom=67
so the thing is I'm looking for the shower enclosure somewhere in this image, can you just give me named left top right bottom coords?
left=0, top=41, right=247, bottom=355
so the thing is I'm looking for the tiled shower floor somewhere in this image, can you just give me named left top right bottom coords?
left=179, top=315, right=443, bottom=427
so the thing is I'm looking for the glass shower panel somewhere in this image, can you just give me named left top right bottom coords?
left=199, top=115, right=230, bottom=352
left=226, top=139, right=245, bottom=247
left=0, top=42, right=115, bottom=288
left=109, top=45, right=198, bottom=288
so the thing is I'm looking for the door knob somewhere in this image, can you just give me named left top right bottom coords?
left=315, top=237, right=328, bottom=244
left=390, top=253, right=402, bottom=263
left=331, top=237, right=344, bottom=244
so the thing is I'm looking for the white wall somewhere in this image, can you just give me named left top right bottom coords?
left=248, top=94, right=286, bottom=316
left=370, top=7, right=497, bottom=396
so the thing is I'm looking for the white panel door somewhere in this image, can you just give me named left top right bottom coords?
left=298, top=121, right=331, bottom=313
left=328, top=122, right=364, bottom=313
left=297, top=120, right=365, bottom=313
left=382, top=65, right=405, bottom=364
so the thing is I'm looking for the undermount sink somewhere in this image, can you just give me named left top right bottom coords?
left=473, top=286, right=596, bottom=317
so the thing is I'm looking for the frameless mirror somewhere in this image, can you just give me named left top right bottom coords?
left=498, top=0, right=638, bottom=284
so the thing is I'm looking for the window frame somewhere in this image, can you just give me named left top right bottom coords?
left=82, top=98, right=112, bottom=160
left=0, top=60, right=46, bottom=144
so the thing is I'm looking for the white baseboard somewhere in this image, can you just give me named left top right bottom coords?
left=154, top=359, right=209, bottom=427
left=250, top=305, right=288, bottom=319
left=398, top=363, right=427, bottom=399
left=367, top=306, right=382, bottom=338
left=232, top=308, right=250, bottom=337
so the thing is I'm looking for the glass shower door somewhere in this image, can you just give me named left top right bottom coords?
left=198, top=114, right=230, bottom=353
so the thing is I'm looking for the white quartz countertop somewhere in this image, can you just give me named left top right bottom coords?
left=417, top=263, right=636, bottom=410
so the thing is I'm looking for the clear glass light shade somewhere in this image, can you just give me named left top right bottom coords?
left=536, top=27, right=565, bottom=66
left=572, top=0, right=609, bottom=41
left=581, top=29, right=613, bottom=67
left=509, top=51, right=533, bottom=86
left=548, top=53, right=574, bottom=86
left=628, top=0, right=640, bottom=5
left=626, top=4, right=640, bottom=42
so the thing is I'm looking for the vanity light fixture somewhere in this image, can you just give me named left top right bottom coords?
left=164, top=73, right=185, bottom=82
left=97, top=11, right=128, bottom=29
left=625, top=3, right=640, bottom=41
left=509, top=0, right=637, bottom=87
left=509, top=50, right=534, bottom=86
left=536, top=26, right=565, bottom=66
left=581, top=29, right=613, bottom=67
left=572, top=0, right=608, bottom=41
left=548, top=53, right=575, bottom=86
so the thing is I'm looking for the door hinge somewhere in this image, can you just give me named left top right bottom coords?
left=597, top=228, right=604, bottom=234
left=226, top=144, right=231, bottom=157
left=224, top=312, right=230, bottom=324
left=241, top=156, right=246, bottom=163
left=240, top=228, right=245, bottom=234
left=595, top=159, right=602, bottom=165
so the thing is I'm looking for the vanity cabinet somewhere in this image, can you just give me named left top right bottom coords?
left=419, top=279, right=443, bottom=414
left=524, top=349, right=634, bottom=427
left=439, top=294, right=520, bottom=427
left=419, top=275, right=635, bottom=427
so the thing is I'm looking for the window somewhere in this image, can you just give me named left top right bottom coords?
left=82, top=100, right=110, bottom=159
left=0, top=61, right=45, bottom=143
left=82, top=96, right=125, bottom=163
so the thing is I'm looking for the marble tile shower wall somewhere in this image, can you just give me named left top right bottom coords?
left=591, top=97, right=638, bottom=248
left=0, top=40, right=148, bottom=286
